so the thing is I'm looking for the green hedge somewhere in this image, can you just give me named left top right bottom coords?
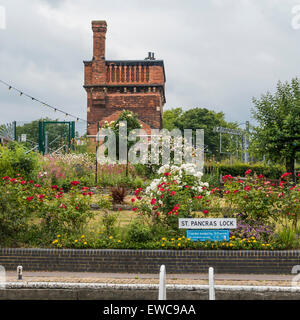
left=205, top=162, right=285, bottom=179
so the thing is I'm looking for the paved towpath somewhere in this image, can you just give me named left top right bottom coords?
left=4, top=271, right=296, bottom=287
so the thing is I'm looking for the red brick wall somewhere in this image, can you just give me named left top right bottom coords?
left=84, top=20, right=165, bottom=135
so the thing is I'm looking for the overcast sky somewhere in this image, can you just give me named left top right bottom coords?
left=1, top=0, right=300, bottom=130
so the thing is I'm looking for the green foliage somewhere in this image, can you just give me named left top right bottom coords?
left=0, top=142, right=41, bottom=180
left=274, top=227, right=299, bottom=249
left=163, top=107, right=239, bottom=156
left=216, top=162, right=284, bottom=179
left=97, top=195, right=118, bottom=237
left=163, top=108, right=183, bottom=131
left=36, top=184, right=94, bottom=238
left=0, top=177, right=94, bottom=245
left=16, top=118, right=70, bottom=151
left=0, top=179, right=31, bottom=243
left=101, top=211, right=119, bottom=237
left=136, top=163, right=209, bottom=231
left=126, top=220, right=152, bottom=243
left=251, top=78, right=300, bottom=174
left=103, top=110, right=142, bottom=160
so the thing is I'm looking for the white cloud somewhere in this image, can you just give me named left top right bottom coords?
left=0, top=0, right=300, bottom=127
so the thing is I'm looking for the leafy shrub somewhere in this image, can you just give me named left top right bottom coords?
left=0, top=143, right=41, bottom=180
left=216, top=162, right=284, bottom=179
left=135, top=163, right=209, bottom=230
left=274, top=227, right=299, bottom=249
left=101, top=211, right=119, bottom=237
left=0, top=177, right=94, bottom=244
left=126, top=220, right=152, bottom=243
left=0, top=178, right=32, bottom=243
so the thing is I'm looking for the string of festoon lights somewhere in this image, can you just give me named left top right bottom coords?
left=0, top=79, right=90, bottom=124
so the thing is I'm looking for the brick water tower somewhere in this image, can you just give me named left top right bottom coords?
left=83, top=20, right=166, bottom=135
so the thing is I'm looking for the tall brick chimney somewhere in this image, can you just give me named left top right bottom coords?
left=84, top=20, right=166, bottom=136
left=92, top=20, right=107, bottom=60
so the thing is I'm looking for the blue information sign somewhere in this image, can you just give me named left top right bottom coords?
left=186, top=229, right=230, bottom=242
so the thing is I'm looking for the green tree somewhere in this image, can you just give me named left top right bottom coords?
left=251, top=78, right=300, bottom=176
left=164, top=107, right=239, bottom=156
left=163, top=108, right=183, bottom=131
left=16, top=118, right=70, bottom=152
left=103, top=110, right=141, bottom=160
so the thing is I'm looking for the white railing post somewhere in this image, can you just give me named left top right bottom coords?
left=158, top=265, right=166, bottom=300
left=209, top=267, right=215, bottom=300
left=17, top=265, right=22, bottom=281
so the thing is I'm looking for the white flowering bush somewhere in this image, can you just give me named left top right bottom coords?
left=133, top=163, right=210, bottom=230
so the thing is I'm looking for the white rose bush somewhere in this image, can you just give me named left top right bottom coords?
left=132, top=163, right=210, bottom=230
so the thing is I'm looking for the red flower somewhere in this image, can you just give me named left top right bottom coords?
left=244, top=185, right=251, bottom=191
left=55, top=194, right=62, bottom=199
left=277, top=192, right=284, bottom=198
left=173, top=204, right=180, bottom=211
left=257, top=174, right=265, bottom=179
left=151, top=198, right=156, bottom=205
left=132, top=208, right=138, bottom=211
left=75, top=206, right=79, bottom=210
left=224, top=190, right=230, bottom=194
left=131, top=198, right=136, bottom=203
left=37, top=194, right=45, bottom=199
left=233, top=190, right=239, bottom=194
left=170, top=191, right=176, bottom=196
left=88, top=192, right=94, bottom=196
left=203, top=210, right=209, bottom=214
left=59, top=203, right=67, bottom=209
left=10, top=178, right=17, bottom=183
left=118, top=208, right=122, bottom=211
left=34, top=184, right=41, bottom=188
left=281, top=172, right=292, bottom=179
left=28, top=180, right=34, bottom=184
left=51, top=185, right=58, bottom=189
left=70, top=180, right=79, bottom=186
left=222, top=175, right=233, bottom=181
left=2, top=176, right=9, bottom=180
left=26, top=196, right=34, bottom=202
left=159, top=188, right=165, bottom=192
left=20, top=181, right=26, bottom=185
left=81, top=187, right=89, bottom=190
left=163, top=172, right=171, bottom=176
left=245, top=169, right=252, bottom=175
left=194, top=195, right=203, bottom=199
left=134, top=188, right=143, bottom=195
left=82, top=192, right=87, bottom=196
